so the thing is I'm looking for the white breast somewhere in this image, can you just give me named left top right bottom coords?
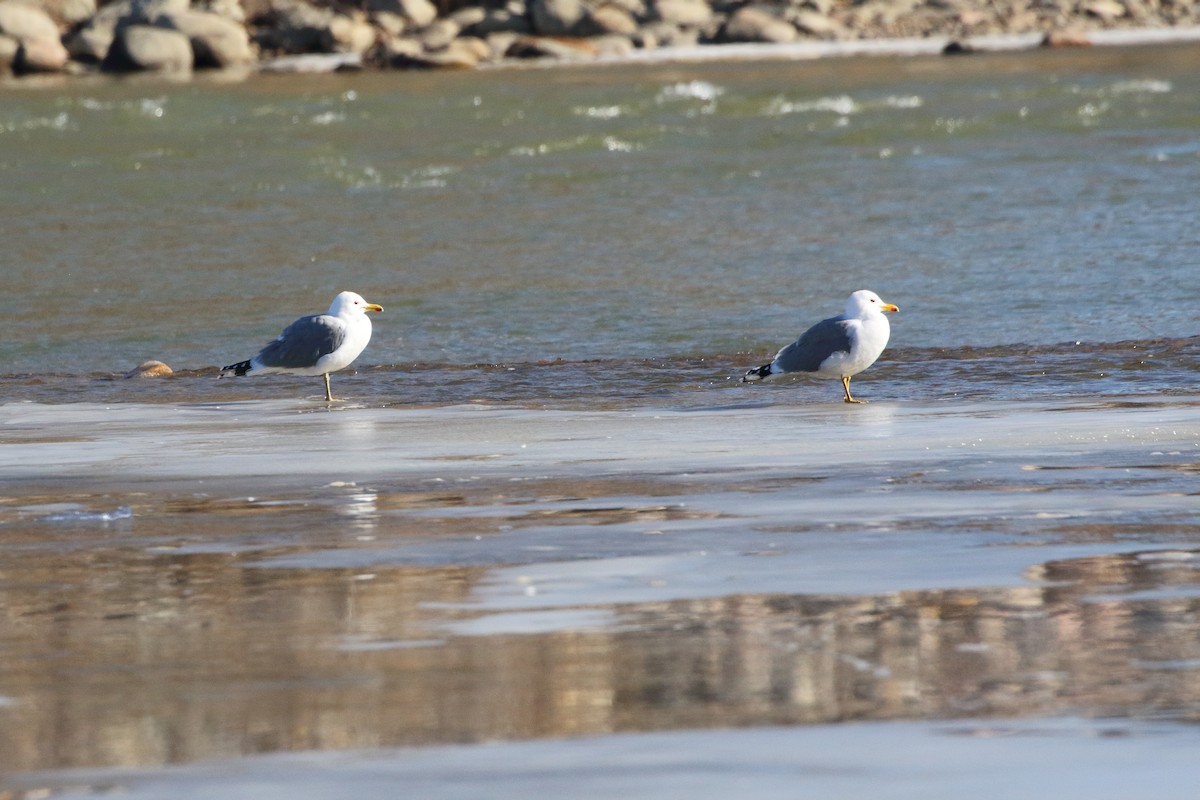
left=816, top=315, right=890, bottom=378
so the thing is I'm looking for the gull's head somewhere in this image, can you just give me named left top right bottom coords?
left=846, top=290, right=899, bottom=318
left=329, top=291, right=384, bottom=316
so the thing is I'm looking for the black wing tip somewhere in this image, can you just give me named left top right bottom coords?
left=220, top=360, right=252, bottom=377
left=742, top=364, right=773, bottom=382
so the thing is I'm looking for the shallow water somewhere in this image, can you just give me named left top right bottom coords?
left=2, top=42, right=1200, bottom=796
left=3, top=45, right=1200, bottom=383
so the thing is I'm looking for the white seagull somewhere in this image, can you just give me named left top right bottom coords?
left=742, top=289, right=899, bottom=403
left=221, top=291, right=384, bottom=402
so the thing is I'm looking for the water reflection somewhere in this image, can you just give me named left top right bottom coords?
left=2, top=529, right=1199, bottom=774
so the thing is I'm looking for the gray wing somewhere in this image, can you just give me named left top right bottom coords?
left=772, top=316, right=853, bottom=373
left=255, top=314, right=346, bottom=369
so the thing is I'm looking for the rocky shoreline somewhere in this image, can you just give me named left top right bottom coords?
left=1, top=0, right=1199, bottom=78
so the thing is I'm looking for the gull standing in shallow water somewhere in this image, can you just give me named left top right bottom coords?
left=742, top=289, right=899, bottom=403
left=221, top=291, right=384, bottom=402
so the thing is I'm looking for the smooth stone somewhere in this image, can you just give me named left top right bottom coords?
left=124, top=360, right=174, bottom=379
left=102, top=24, right=194, bottom=71
left=155, top=9, right=254, bottom=67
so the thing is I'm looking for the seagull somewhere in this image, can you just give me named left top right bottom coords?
left=221, top=291, right=384, bottom=402
left=742, top=289, right=899, bottom=403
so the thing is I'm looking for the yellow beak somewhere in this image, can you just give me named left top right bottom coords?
left=364, top=303, right=384, bottom=313
left=880, top=302, right=899, bottom=313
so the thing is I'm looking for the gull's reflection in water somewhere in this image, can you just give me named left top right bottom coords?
left=334, top=486, right=379, bottom=537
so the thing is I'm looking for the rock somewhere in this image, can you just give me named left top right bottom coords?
left=530, top=0, right=584, bottom=35
left=198, top=0, right=245, bottom=23
left=130, top=0, right=190, bottom=23
left=791, top=9, right=849, bottom=38
left=17, top=31, right=70, bottom=69
left=0, top=1, right=59, bottom=44
left=370, top=10, right=406, bottom=35
left=64, top=22, right=112, bottom=62
left=124, top=360, right=174, bottom=378
left=722, top=6, right=797, bottom=42
left=367, top=0, right=437, bottom=27
left=591, top=32, right=634, bottom=55
left=328, top=13, right=376, bottom=53
left=31, top=0, right=97, bottom=27
left=506, top=33, right=597, bottom=58
left=956, top=8, right=988, bottom=26
left=588, top=4, right=638, bottom=35
left=454, top=34, right=491, bottom=59
left=448, top=5, right=486, bottom=28
left=650, top=0, right=713, bottom=28
left=374, top=32, right=423, bottom=64
left=637, top=19, right=699, bottom=46
left=0, top=1, right=70, bottom=72
left=483, top=29, right=519, bottom=57
left=252, top=0, right=341, bottom=53
left=63, top=0, right=130, bottom=63
left=155, top=9, right=254, bottom=67
left=419, top=17, right=460, bottom=49
left=414, top=36, right=484, bottom=66
left=461, top=6, right=533, bottom=35
left=103, top=23, right=193, bottom=71
left=1041, top=27, right=1092, bottom=46
left=1083, top=0, right=1125, bottom=20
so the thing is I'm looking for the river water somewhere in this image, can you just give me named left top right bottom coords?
left=4, top=44, right=1200, bottom=392
left=2, top=43, right=1200, bottom=797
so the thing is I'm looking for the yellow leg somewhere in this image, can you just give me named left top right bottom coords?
left=323, top=373, right=334, bottom=402
left=842, top=375, right=866, bottom=404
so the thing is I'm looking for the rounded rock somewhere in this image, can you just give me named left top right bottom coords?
left=124, top=360, right=174, bottom=378
left=103, top=23, right=193, bottom=71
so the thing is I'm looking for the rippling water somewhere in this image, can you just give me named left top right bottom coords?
left=3, top=45, right=1199, bottom=406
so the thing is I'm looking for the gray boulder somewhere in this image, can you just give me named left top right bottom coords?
left=253, top=0, right=333, bottom=52
left=64, top=23, right=109, bottom=61
left=327, top=13, right=376, bottom=53
left=790, top=9, right=849, bottom=38
left=587, top=4, right=639, bottom=35
left=18, top=31, right=70, bottom=69
left=103, top=23, right=193, bottom=71
left=530, top=0, right=584, bottom=35
left=155, top=9, right=254, bottom=67
left=30, top=0, right=97, bottom=27
left=461, top=6, right=533, bottom=35
left=419, top=17, right=460, bottom=49
left=721, top=6, right=797, bottom=42
left=0, top=1, right=70, bottom=71
left=651, top=0, right=713, bottom=27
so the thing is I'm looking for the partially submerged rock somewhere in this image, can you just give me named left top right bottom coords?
left=124, top=360, right=175, bottom=379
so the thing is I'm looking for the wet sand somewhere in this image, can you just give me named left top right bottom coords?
left=2, top=395, right=1200, bottom=794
